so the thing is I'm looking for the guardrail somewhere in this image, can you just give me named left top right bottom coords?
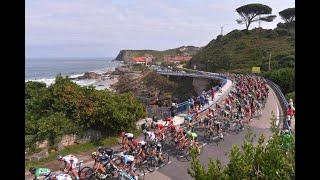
left=265, top=79, right=289, bottom=129
left=146, top=69, right=229, bottom=119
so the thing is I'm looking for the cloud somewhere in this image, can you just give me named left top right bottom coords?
left=26, top=0, right=295, bottom=57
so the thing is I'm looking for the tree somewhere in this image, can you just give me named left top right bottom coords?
left=188, top=114, right=295, bottom=179
left=236, top=4, right=276, bottom=30
left=279, top=8, right=295, bottom=24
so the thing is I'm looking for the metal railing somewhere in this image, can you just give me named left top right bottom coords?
left=265, top=79, right=289, bottom=129
left=146, top=69, right=229, bottom=119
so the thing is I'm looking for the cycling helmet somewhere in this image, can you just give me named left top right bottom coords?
left=104, top=148, right=113, bottom=156
left=29, top=167, right=36, bottom=174
left=91, top=152, right=98, bottom=158
left=118, top=152, right=125, bottom=158
left=98, top=146, right=104, bottom=153
left=142, top=129, right=147, bottom=134
left=57, top=155, right=63, bottom=160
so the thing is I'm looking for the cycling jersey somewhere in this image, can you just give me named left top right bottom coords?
left=145, top=131, right=156, bottom=141
left=157, top=123, right=165, bottom=130
left=62, top=155, right=78, bottom=169
left=34, top=168, right=51, bottom=178
left=123, top=155, right=135, bottom=165
left=187, top=132, right=198, bottom=141
left=54, top=173, right=73, bottom=180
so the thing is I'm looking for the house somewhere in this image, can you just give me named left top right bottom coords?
left=130, top=56, right=153, bottom=65
left=163, top=55, right=192, bottom=64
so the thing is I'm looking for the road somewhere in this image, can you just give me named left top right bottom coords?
left=144, top=84, right=282, bottom=180
left=25, top=74, right=287, bottom=180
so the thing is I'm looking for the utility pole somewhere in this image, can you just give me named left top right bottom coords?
left=268, top=52, right=272, bottom=71
left=220, top=26, right=223, bottom=35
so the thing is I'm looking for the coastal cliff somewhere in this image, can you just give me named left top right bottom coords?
left=114, top=46, right=201, bottom=63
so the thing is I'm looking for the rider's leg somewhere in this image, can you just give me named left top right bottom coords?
left=71, top=168, right=79, bottom=180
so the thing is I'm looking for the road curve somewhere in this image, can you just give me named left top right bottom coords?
left=25, top=70, right=285, bottom=180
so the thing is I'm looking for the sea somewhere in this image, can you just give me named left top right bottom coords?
left=25, top=57, right=121, bottom=87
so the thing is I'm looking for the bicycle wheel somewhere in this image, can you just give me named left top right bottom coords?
left=146, top=157, right=157, bottom=172
left=161, top=152, right=170, bottom=165
left=79, top=166, right=94, bottom=180
left=134, top=166, right=145, bottom=179
left=203, top=129, right=210, bottom=140
left=184, top=148, right=192, bottom=161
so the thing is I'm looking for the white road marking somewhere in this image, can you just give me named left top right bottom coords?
left=276, top=104, right=280, bottom=126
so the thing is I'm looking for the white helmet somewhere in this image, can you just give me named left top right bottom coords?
left=157, top=143, right=162, bottom=148
left=284, top=129, right=289, bottom=133
left=138, top=141, right=146, bottom=146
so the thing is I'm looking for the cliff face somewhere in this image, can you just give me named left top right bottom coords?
left=114, top=46, right=201, bottom=63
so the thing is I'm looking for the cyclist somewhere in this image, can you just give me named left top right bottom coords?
left=155, top=123, right=165, bottom=141
left=186, top=131, right=201, bottom=154
left=29, top=167, right=51, bottom=180
left=118, top=153, right=138, bottom=180
left=135, top=140, right=147, bottom=161
left=57, top=154, right=79, bottom=180
left=91, top=152, right=108, bottom=178
left=143, top=129, right=156, bottom=142
left=155, top=143, right=165, bottom=165
left=120, top=132, right=134, bottom=151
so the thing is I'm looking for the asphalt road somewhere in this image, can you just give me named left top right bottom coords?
left=144, top=85, right=281, bottom=180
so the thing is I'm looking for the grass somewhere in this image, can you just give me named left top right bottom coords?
left=25, top=129, right=142, bottom=171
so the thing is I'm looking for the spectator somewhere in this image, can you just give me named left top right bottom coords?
left=287, top=104, right=295, bottom=120
left=211, top=87, right=215, bottom=101
left=199, top=94, right=205, bottom=108
left=189, top=97, right=195, bottom=110
left=170, top=102, right=177, bottom=118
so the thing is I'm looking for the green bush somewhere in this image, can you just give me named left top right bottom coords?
left=285, top=91, right=295, bottom=103
left=188, top=115, right=295, bottom=179
left=262, top=68, right=295, bottom=94
left=25, top=76, right=146, bottom=152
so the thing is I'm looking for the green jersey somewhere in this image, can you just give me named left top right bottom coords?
left=34, top=168, right=51, bottom=178
left=187, top=132, right=198, bottom=141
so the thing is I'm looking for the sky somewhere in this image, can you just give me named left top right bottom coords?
left=25, top=0, right=295, bottom=58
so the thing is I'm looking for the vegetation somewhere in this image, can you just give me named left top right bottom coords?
left=188, top=114, right=295, bottom=179
left=236, top=3, right=276, bottom=30
left=188, top=28, right=294, bottom=74
left=279, top=8, right=295, bottom=24
left=262, top=68, right=295, bottom=95
left=113, top=70, right=203, bottom=107
left=25, top=75, right=146, bottom=153
left=114, top=46, right=201, bottom=63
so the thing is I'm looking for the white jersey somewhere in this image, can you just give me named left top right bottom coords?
left=62, top=155, right=78, bottom=169
left=146, top=131, right=155, bottom=141
left=55, top=174, right=73, bottom=180
left=125, top=133, right=134, bottom=138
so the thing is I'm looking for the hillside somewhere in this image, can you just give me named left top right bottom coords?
left=114, top=45, right=201, bottom=63
left=188, top=27, right=295, bottom=73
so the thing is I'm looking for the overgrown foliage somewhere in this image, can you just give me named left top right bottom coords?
left=25, top=76, right=146, bottom=152
left=188, top=115, right=295, bottom=179
left=262, top=68, right=295, bottom=95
